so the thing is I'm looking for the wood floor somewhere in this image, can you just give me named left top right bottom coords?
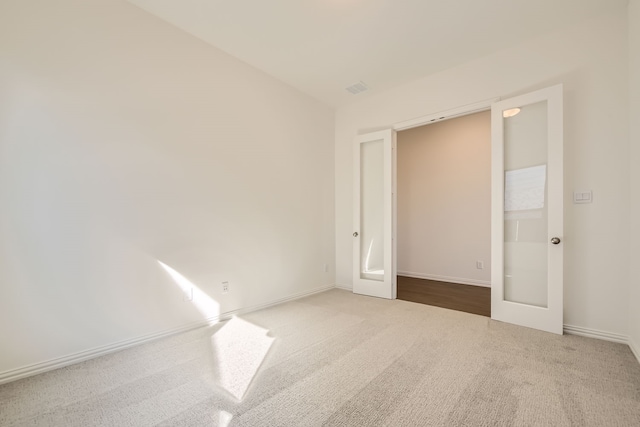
left=397, top=276, right=491, bottom=317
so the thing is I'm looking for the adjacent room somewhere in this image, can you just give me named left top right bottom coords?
left=396, top=111, right=491, bottom=317
left=1, top=0, right=639, bottom=425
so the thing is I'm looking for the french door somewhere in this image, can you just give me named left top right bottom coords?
left=352, top=85, right=563, bottom=335
left=491, top=85, right=564, bottom=334
left=352, top=129, right=396, bottom=299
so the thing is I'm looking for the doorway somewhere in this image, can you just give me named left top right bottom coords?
left=396, top=110, right=492, bottom=316
left=353, top=85, right=564, bottom=334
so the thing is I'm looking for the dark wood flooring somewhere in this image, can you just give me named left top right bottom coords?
left=397, top=276, right=491, bottom=317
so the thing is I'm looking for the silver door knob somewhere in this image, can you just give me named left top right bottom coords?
left=353, top=232, right=359, bottom=237
left=551, top=237, right=561, bottom=245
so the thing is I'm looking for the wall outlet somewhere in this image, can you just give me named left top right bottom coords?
left=476, top=261, right=484, bottom=270
left=183, top=287, right=193, bottom=302
left=323, top=264, right=329, bottom=273
left=222, top=281, right=229, bottom=294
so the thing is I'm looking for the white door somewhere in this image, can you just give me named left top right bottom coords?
left=491, top=85, right=564, bottom=334
left=353, top=129, right=396, bottom=299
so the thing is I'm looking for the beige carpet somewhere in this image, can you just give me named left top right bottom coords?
left=1, top=289, right=639, bottom=426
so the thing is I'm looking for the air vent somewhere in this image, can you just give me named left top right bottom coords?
left=345, top=81, right=368, bottom=95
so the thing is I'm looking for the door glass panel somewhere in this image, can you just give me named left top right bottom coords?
left=360, top=139, right=385, bottom=281
left=503, top=101, right=548, bottom=307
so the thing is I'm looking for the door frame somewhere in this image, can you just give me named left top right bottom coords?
left=393, top=98, right=499, bottom=132
left=387, top=98, right=497, bottom=301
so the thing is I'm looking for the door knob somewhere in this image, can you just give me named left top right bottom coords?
left=551, top=237, right=561, bottom=245
left=353, top=232, right=359, bottom=237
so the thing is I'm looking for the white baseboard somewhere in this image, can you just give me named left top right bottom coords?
left=4, top=284, right=636, bottom=385
left=212, top=283, right=336, bottom=320
left=563, top=324, right=629, bottom=344
left=0, top=319, right=210, bottom=386
left=397, top=271, right=491, bottom=288
left=629, top=337, right=640, bottom=364
left=0, top=283, right=336, bottom=385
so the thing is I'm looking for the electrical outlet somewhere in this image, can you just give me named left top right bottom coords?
left=183, top=287, right=193, bottom=302
left=222, top=281, right=229, bottom=294
left=323, top=264, right=329, bottom=273
left=476, top=261, right=484, bottom=270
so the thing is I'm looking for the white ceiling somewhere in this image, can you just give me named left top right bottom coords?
left=128, top=0, right=627, bottom=108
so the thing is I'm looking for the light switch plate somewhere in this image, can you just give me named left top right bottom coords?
left=573, top=190, right=592, bottom=204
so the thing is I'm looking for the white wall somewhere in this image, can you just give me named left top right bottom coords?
left=335, top=7, right=630, bottom=335
left=397, top=111, right=491, bottom=286
left=629, top=0, right=640, bottom=360
left=0, top=0, right=335, bottom=380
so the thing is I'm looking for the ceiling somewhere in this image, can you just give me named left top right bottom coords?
left=128, top=0, right=627, bottom=108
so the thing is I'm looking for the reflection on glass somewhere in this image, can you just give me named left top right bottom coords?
left=505, top=165, right=546, bottom=212
left=360, top=139, right=384, bottom=281
left=503, top=101, right=548, bottom=307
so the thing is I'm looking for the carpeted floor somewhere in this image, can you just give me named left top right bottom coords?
left=1, top=289, right=639, bottom=426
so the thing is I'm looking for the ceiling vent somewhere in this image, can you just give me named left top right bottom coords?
left=345, top=81, right=368, bottom=95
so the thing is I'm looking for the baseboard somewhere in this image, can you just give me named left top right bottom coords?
left=0, top=319, right=211, bottom=386
left=335, top=284, right=353, bottom=291
left=397, top=271, right=491, bottom=288
left=211, top=283, right=336, bottom=321
left=629, top=337, right=640, bottom=364
left=563, top=324, right=629, bottom=344
left=0, top=283, right=336, bottom=385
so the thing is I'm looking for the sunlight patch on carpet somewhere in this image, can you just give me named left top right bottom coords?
left=210, top=317, right=275, bottom=401
left=217, top=410, right=233, bottom=427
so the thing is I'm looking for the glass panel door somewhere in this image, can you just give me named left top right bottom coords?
left=353, top=129, right=395, bottom=299
left=491, top=85, right=563, bottom=334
